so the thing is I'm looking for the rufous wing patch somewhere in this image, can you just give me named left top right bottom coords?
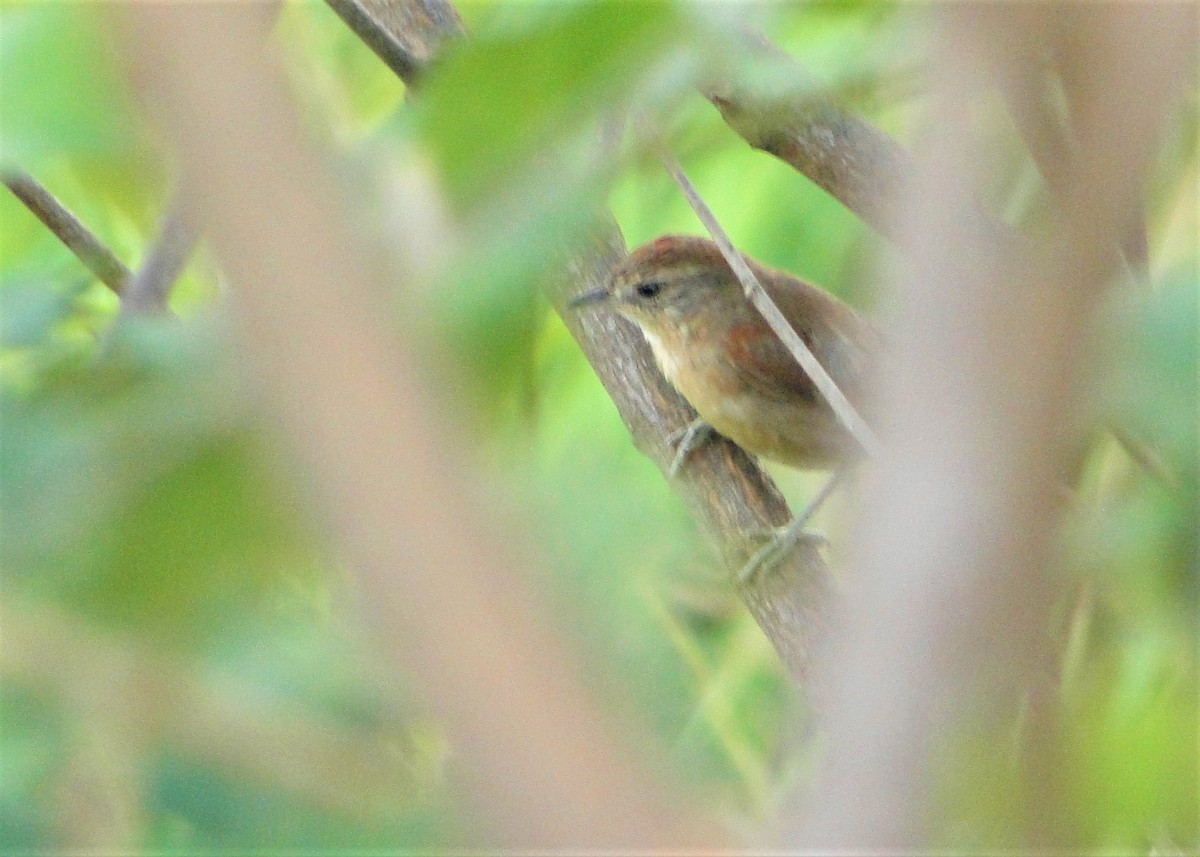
left=724, top=320, right=819, bottom=403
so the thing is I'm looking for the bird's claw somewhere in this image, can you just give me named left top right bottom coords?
left=667, top=418, right=716, bottom=478
left=738, top=522, right=829, bottom=584
left=738, top=469, right=846, bottom=583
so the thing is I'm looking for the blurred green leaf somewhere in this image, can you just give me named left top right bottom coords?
left=0, top=688, right=63, bottom=850
left=0, top=273, right=89, bottom=348
left=414, top=4, right=683, bottom=210
left=145, top=752, right=454, bottom=853
left=1100, top=272, right=1200, bottom=605
left=0, top=319, right=321, bottom=649
left=1066, top=642, right=1197, bottom=847
left=0, top=6, right=143, bottom=165
left=1109, top=272, right=1200, bottom=474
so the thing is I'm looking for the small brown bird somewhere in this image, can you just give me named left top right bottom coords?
left=570, top=235, right=880, bottom=474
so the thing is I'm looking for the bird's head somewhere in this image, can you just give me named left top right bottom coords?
left=568, top=235, right=744, bottom=336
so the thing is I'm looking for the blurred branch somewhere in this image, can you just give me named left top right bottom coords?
left=2, top=169, right=132, bottom=295
left=0, top=597, right=425, bottom=824
left=994, top=32, right=1151, bottom=277
left=122, top=4, right=717, bottom=848
left=120, top=185, right=197, bottom=317
left=342, top=0, right=837, bottom=682
left=323, top=0, right=463, bottom=87
left=788, top=5, right=1196, bottom=848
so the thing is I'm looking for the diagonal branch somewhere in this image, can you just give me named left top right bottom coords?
left=2, top=169, right=132, bottom=295
left=703, top=29, right=1029, bottom=259
left=323, top=0, right=464, bottom=87
left=703, top=34, right=913, bottom=247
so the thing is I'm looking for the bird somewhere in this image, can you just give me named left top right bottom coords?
left=570, top=234, right=879, bottom=473
left=569, top=235, right=880, bottom=581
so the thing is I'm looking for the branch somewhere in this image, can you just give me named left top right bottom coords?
left=335, top=2, right=837, bottom=681
left=323, top=0, right=464, bottom=87
left=703, top=34, right=912, bottom=246
left=703, top=31, right=1029, bottom=259
left=120, top=186, right=196, bottom=317
left=2, top=169, right=131, bottom=295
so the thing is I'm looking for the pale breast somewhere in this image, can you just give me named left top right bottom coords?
left=642, top=326, right=849, bottom=469
left=640, top=327, right=687, bottom=389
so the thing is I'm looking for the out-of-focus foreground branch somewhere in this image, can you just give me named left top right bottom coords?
left=118, top=185, right=196, bottom=317
left=122, top=4, right=718, bottom=849
left=787, top=5, right=1195, bottom=848
left=332, top=0, right=838, bottom=684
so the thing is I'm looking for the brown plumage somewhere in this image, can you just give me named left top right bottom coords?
left=571, top=235, right=879, bottom=470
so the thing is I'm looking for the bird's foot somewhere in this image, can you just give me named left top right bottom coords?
left=667, top=418, right=716, bottom=478
left=736, top=469, right=848, bottom=584
left=738, top=521, right=828, bottom=584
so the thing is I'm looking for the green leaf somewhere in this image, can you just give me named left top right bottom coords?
left=0, top=6, right=143, bottom=165
left=0, top=320, right=321, bottom=649
left=413, top=3, right=683, bottom=211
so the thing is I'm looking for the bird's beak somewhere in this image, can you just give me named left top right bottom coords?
left=567, top=287, right=610, bottom=309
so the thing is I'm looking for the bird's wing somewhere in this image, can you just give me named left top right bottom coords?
left=727, top=271, right=880, bottom=407
left=723, top=317, right=823, bottom=404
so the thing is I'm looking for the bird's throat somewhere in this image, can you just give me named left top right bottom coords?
left=639, top=326, right=687, bottom=389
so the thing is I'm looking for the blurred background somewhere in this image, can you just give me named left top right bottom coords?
left=0, top=1, right=1195, bottom=852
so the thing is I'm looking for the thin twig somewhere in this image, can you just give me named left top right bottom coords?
left=120, top=187, right=196, bottom=317
left=661, top=152, right=881, bottom=460
left=2, top=169, right=131, bottom=295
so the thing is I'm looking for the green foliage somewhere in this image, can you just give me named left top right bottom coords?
left=414, top=4, right=683, bottom=210
left=0, top=0, right=1196, bottom=851
left=0, top=6, right=142, bottom=166
left=0, top=688, right=64, bottom=850
left=1, top=321, right=309, bottom=641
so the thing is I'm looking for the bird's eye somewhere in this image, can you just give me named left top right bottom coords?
left=635, top=280, right=665, bottom=299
